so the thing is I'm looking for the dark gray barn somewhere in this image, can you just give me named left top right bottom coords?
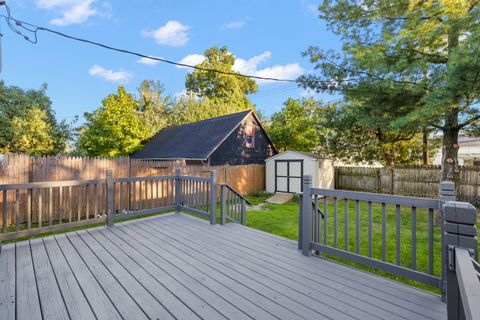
left=131, top=110, right=277, bottom=165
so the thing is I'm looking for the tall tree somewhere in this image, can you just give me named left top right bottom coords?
left=136, top=80, right=171, bottom=136
left=0, top=81, right=72, bottom=154
left=77, top=86, right=151, bottom=156
left=182, top=45, right=258, bottom=122
left=10, top=108, right=55, bottom=155
left=300, top=1, right=480, bottom=181
left=268, top=98, right=326, bottom=152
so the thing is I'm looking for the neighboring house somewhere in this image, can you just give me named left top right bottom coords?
left=131, top=110, right=277, bottom=165
left=433, top=135, right=480, bottom=166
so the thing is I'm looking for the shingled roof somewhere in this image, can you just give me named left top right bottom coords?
left=131, top=110, right=255, bottom=160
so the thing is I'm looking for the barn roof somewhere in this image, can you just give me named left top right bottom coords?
left=131, top=110, right=272, bottom=160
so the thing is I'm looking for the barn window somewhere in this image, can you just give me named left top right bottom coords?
left=244, top=123, right=255, bottom=148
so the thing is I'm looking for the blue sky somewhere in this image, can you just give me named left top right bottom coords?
left=1, top=0, right=342, bottom=123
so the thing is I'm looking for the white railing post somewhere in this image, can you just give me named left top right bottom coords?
left=301, top=175, right=312, bottom=256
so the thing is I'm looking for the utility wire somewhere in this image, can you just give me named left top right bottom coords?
left=0, top=4, right=347, bottom=85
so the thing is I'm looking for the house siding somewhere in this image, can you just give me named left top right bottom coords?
left=209, top=114, right=276, bottom=165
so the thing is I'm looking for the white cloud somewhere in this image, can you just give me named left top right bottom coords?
left=306, top=4, right=318, bottom=13
left=233, top=51, right=304, bottom=83
left=36, top=0, right=109, bottom=26
left=176, top=54, right=206, bottom=68
left=142, top=21, right=190, bottom=47
left=221, top=17, right=249, bottom=30
left=88, top=65, right=132, bottom=82
left=136, top=55, right=161, bottom=66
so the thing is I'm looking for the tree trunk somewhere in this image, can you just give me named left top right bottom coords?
left=441, top=31, right=460, bottom=183
left=422, top=126, right=429, bottom=165
left=441, top=109, right=460, bottom=182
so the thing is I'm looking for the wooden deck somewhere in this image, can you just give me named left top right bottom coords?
left=0, top=212, right=446, bottom=320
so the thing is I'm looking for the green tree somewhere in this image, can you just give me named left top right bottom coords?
left=136, top=80, right=171, bottom=136
left=268, top=98, right=326, bottom=152
left=0, top=81, right=72, bottom=154
left=78, top=86, right=151, bottom=156
left=10, top=108, right=55, bottom=155
left=300, top=1, right=480, bottom=181
left=181, top=45, right=258, bottom=122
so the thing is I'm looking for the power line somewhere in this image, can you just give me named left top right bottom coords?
left=0, top=4, right=346, bottom=85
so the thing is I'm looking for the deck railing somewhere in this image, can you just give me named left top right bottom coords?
left=299, top=174, right=479, bottom=320
left=0, top=169, right=219, bottom=242
left=220, top=183, right=252, bottom=225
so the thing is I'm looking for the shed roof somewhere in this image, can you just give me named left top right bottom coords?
left=132, top=110, right=269, bottom=160
left=265, top=150, right=324, bottom=161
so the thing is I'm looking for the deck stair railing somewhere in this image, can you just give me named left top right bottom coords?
left=220, top=183, right=252, bottom=225
left=298, top=174, right=479, bottom=320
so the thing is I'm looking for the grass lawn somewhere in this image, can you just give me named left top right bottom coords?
left=244, top=192, right=480, bottom=294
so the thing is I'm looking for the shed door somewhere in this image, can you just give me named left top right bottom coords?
left=275, top=160, right=303, bottom=193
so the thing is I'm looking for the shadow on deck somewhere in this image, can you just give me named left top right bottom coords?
left=0, top=213, right=446, bottom=320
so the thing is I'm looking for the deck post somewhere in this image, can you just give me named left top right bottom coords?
left=210, top=170, right=217, bottom=225
left=301, top=175, right=312, bottom=256
left=106, top=170, right=114, bottom=227
left=443, top=200, right=478, bottom=320
left=240, top=198, right=246, bottom=225
left=175, top=168, right=181, bottom=214
left=297, top=192, right=303, bottom=250
left=440, top=180, right=456, bottom=300
left=220, top=185, right=226, bottom=225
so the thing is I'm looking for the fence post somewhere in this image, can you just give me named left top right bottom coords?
left=297, top=192, right=303, bottom=250
left=220, top=185, right=226, bottom=225
left=106, top=170, right=114, bottom=227
left=443, top=200, right=478, bottom=320
left=175, top=167, right=181, bottom=213
left=301, top=175, right=312, bottom=256
left=210, top=170, right=217, bottom=225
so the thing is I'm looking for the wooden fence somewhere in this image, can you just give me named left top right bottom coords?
left=0, top=154, right=265, bottom=226
left=335, top=165, right=480, bottom=204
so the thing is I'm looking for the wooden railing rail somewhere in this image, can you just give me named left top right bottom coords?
left=220, top=183, right=252, bottom=225
left=299, top=175, right=446, bottom=290
left=0, top=169, right=219, bottom=242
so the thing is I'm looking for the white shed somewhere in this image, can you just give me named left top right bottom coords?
left=265, top=151, right=334, bottom=194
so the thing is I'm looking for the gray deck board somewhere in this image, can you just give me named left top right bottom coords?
left=166, top=214, right=445, bottom=319
left=135, top=218, right=371, bottom=320
left=75, top=230, right=175, bottom=320
left=29, top=238, right=70, bottom=320
left=225, top=220, right=443, bottom=306
left=64, top=232, right=149, bottom=320
left=0, top=212, right=447, bottom=320
left=15, top=241, right=42, bottom=320
left=0, top=244, right=16, bottom=320
left=155, top=216, right=426, bottom=320
left=42, top=237, right=96, bottom=320
left=174, top=214, right=445, bottom=316
left=54, top=234, right=123, bottom=320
